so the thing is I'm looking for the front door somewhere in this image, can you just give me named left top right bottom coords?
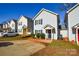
left=23, top=28, right=26, bottom=36
left=48, top=29, right=51, bottom=38
left=78, top=29, right=79, bottom=42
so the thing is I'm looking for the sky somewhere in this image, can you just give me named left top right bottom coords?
left=0, top=3, right=76, bottom=25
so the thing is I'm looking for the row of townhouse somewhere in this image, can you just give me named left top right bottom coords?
left=0, top=16, right=33, bottom=36
left=0, top=4, right=79, bottom=44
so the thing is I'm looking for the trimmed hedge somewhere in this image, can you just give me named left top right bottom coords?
left=36, top=33, right=41, bottom=38
left=31, top=34, right=35, bottom=38
left=31, top=33, right=45, bottom=39
left=35, top=33, right=45, bottom=39
left=40, top=33, right=45, bottom=39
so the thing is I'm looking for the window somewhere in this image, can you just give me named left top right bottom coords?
left=72, top=28, right=76, bottom=34
left=19, top=22, right=22, bottom=25
left=35, top=20, right=37, bottom=25
left=12, top=24, right=14, bottom=27
left=40, top=19, right=42, bottom=24
left=19, top=29, right=22, bottom=32
left=39, top=19, right=42, bottom=24
left=39, top=20, right=41, bottom=24
left=35, top=30, right=42, bottom=34
left=35, top=30, right=37, bottom=34
left=40, top=30, right=42, bottom=33
left=35, top=19, right=42, bottom=25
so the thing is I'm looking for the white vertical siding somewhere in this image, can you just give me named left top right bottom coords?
left=34, top=9, right=58, bottom=39
left=68, top=5, right=79, bottom=41
left=9, top=20, right=16, bottom=32
left=60, top=30, right=67, bottom=38
left=18, top=16, right=28, bottom=34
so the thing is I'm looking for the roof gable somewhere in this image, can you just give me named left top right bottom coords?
left=72, top=23, right=79, bottom=28
left=67, top=4, right=79, bottom=13
left=33, top=8, right=58, bottom=20
left=18, top=15, right=27, bottom=22
left=18, top=15, right=32, bottom=22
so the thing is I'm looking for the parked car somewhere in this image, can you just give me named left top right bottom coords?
left=0, top=32, right=3, bottom=37
left=2, top=32, right=18, bottom=37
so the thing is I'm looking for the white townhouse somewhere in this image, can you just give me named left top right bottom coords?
left=18, top=15, right=33, bottom=35
left=33, top=8, right=60, bottom=40
left=59, top=25, right=68, bottom=40
left=65, top=4, right=79, bottom=44
left=8, top=19, right=17, bottom=32
left=2, top=20, right=17, bottom=32
left=0, top=24, right=3, bottom=32
left=2, top=21, right=9, bottom=32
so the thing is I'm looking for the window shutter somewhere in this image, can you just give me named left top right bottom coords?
left=41, top=19, right=42, bottom=25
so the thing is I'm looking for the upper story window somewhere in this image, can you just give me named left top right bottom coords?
left=35, top=19, right=42, bottom=25
left=12, top=24, right=15, bottom=27
left=18, top=29, right=22, bottom=32
left=18, top=22, right=22, bottom=25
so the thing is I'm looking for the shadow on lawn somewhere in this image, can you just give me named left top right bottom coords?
left=0, top=42, right=14, bottom=47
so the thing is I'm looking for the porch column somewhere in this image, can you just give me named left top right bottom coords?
left=51, top=29, right=52, bottom=40
left=76, top=27, right=79, bottom=45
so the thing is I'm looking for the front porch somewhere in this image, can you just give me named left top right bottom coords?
left=72, top=23, right=79, bottom=45
left=44, top=24, right=55, bottom=39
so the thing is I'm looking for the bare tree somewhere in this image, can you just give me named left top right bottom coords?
left=59, top=3, right=76, bottom=11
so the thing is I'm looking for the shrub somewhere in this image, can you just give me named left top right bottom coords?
left=31, top=34, right=35, bottom=38
left=40, top=33, right=45, bottom=39
left=36, top=33, right=41, bottom=38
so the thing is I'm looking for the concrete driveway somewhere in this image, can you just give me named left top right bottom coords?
left=0, top=40, right=45, bottom=56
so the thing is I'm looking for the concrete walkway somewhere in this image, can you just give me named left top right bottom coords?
left=0, top=40, right=45, bottom=56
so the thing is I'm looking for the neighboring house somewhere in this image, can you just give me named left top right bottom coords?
left=59, top=24, right=68, bottom=39
left=9, top=19, right=17, bottom=32
left=0, top=24, right=3, bottom=32
left=2, top=19, right=17, bottom=33
left=2, top=21, right=9, bottom=32
left=18, top=15, right=33, bottom=35
left=33, top=8, right=60, bottom=40
left=65, top=4, right=79, bottom=44
left=0, top=24, right=3, bottom=37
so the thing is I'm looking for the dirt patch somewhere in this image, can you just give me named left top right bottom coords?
left=32, top=46, right=79, bottom=56
left=0, top=40, right=45, bottom=56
